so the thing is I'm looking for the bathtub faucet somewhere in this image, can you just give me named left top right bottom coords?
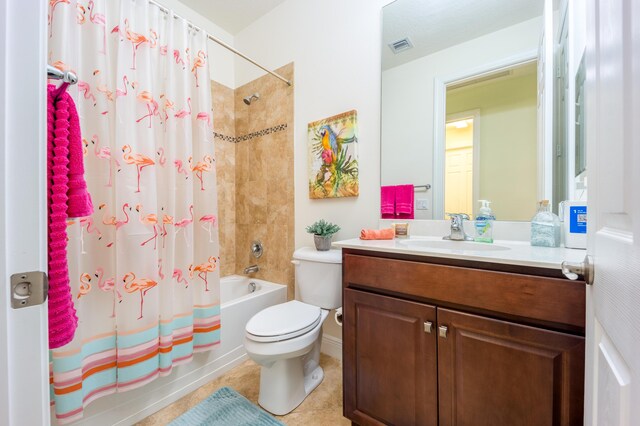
left=244, top=264, right=259, bottom=274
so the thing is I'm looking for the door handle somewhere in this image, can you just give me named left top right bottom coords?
left=561, top=255, right=594, bottom=285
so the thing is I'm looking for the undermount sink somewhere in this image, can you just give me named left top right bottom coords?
left=399, top=239, right=511, bottom=252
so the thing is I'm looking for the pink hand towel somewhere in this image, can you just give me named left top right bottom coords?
left=47, top=84, right=94, bottom=349
left=381, top=186, right=395, bottom=219
left=395, top=184, right=414, bottom=219
left=360, top=228, right=395, bottom=240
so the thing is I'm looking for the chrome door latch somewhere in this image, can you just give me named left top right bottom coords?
left=11, top=271, right=48, bottom=309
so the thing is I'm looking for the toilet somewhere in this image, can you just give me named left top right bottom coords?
left=243, top=247, right=342, bottom=415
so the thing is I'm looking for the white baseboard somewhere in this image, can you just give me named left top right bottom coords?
left=67, top=346, right=249, bottom=426
left=321, top=334, right=342, bottom=361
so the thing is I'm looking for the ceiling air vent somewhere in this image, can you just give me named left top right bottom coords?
left=388, top=37, right=413, bottom=54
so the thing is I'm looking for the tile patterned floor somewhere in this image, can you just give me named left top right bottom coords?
left=136, top=354, right=350, bottom=425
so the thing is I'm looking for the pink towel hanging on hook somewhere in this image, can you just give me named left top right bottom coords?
left=47, top=83, right=93, bottom=349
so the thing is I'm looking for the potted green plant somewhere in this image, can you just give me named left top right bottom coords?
left=306, top=219, right=341, bottom=251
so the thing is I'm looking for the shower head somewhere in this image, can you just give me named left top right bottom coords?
left=243, top=93, right=260, bottom=105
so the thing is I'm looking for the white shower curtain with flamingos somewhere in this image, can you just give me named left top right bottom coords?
left=48, top=0, right=219, bottom=423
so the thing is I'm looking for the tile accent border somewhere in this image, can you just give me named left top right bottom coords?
left=213, top=123, right=288, bottom=144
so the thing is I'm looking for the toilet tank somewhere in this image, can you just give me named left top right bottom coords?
left=292, top=247, right=342, bottom=309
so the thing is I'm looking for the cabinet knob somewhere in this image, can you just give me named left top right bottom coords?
left=439, top=325, right=448, bottom=338
left=424, top=321, right=433, bottom=333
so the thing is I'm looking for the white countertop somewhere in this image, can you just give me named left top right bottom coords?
left=333, top=236, right=587, bottom=271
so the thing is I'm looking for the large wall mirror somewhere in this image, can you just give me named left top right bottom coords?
left=381, top=0, right=577, bottom=221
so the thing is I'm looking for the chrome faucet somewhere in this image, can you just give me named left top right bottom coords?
left=243, top=264, right=259, bottom=274
left=443, top=213, right=473, bottom=241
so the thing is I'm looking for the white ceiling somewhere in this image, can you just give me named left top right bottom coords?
left=383, top=0, right=544, bottom=70
left=178, top=0, right=287, bottom=35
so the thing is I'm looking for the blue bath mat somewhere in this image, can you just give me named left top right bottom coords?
left=168, top=386, right=285, bottom=426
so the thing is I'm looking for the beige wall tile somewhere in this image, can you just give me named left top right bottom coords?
left=213, top=63, right=294, bottom=289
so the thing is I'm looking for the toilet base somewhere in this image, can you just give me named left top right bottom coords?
left=256, top=326, right=325, bottom=416
left=257, top=359, right=324, bottom=416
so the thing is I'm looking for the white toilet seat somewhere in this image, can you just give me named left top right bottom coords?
left=246, top=300, right=321, bottom=343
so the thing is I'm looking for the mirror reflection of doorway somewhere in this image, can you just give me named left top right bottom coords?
left=442, top=61, right=539, bottom=221
left=444, top=113, right=479, bottom=218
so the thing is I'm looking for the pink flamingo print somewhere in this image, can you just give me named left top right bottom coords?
left=160, top=94, right=175, bottom=119
left=161, top=207, right=173, bottom=248
left=189, top=155, right=213, bottom=191
left=124, top=19, right=157, bottom=70
left=122, top=145, right=155, bottom=193
left=174, top=204, right=194, bottom=245
left=188, top=256, right=218, bottom=292
left=196, top=112, right=211, bottom=129
left=199, top=214, right=217, bottom=243
left=158, top=259, right=165, bottom=280
left=191, top=50, right=206, bottom=87
left=79, top=216, right=102, bottom=254
left=49, top=0, right=70, bottom=38
left=78, top=81, right=97, bottom=106
left=174, top=159, right=189, bottom=179
left=116, top=75, right=134, bottom=98
left=76, top=4, right=86, bottom=24
left=159, top=45, right=168, bottom=55
left=92, top=134, right=121, bottom=187
left=123, top=272, right=157, bottom=319
left=157, top=147, right=166, bottom=167
left=97, top=84, right=114, bottom=102
left=173, top=49, right=186, bottom=69
left=100, top=203, right=131, bottom=247
left=78, top=273, right=92, bottom=299
left=135, top=204, right=158, bottom=249
left=82, top=138, right=89, bottom=156
left=136, top=91, right=159, bottom=128
left=172, top=268, right=189, bottom=288
left=174, top=97, right=191, bottom=119
left=95, top=267, right=121, bottom=318
left=87, top=1, right=107, bottom=54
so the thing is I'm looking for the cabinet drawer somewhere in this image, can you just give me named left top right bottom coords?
left=343, top=254, right=585, bottom=331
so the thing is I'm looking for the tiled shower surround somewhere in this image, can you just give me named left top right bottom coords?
left=212, top=63, right=295, bottom=298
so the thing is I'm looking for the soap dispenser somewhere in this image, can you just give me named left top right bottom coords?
left=531, top=200, right=561, bottom=247
left=474, top=200, right=495, bottom=243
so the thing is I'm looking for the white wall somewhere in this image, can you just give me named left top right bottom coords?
left=381, top=17, right=542, bottom=219
left=157, top=0, right=236, bottom=88
left=234, top=0, right=389, bottom=248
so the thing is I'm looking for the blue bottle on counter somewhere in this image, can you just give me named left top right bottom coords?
left=531, top=200, right=561, bottom=247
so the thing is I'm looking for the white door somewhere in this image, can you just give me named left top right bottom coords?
left=583, top=0, right=640, bottom=424
left=0, top=0, right=51, bottom=425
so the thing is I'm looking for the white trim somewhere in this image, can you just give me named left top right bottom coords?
left=1, top=0, right=50, bottom=424
left=433, top=49, right=538, bottom=219
left=321, top=334, right=343, bottom=361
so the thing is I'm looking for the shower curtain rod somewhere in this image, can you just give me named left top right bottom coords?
left=149, top=0, right=292, bottom=87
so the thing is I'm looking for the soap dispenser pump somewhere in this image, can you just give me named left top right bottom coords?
left=474, top=200, right=495, bottom=243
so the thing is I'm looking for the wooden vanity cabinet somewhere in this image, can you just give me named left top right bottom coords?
left=342, top=249, right=586, bottom=426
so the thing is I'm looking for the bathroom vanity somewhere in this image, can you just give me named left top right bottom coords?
left=335, top=238, right=586, bottom=426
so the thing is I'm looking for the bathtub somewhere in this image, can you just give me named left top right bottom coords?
left=218, top=275, right=288, bottom=355
left=72, top=275, right=286, bottom=426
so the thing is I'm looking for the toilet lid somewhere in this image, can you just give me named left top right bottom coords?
left=246, top=300, right=322, bottom=343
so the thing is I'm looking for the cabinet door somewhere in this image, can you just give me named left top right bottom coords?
left=344, top=288, right=438, bottom=426
left=437, top=308, right=584, bottom=426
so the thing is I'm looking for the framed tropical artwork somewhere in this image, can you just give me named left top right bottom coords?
left=307, top=110, right=359, bottom=199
